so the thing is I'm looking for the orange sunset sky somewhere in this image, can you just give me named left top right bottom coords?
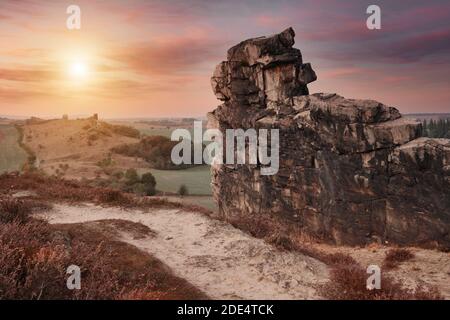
left=0, top=0, right=449, bottom=118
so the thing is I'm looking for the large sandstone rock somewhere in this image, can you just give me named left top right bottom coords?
left=209, top=28, right=450, bottom=248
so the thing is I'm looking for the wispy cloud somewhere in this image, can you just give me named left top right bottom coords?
left=0, top=67, right=57, bottom=82
left=108, top=30, right=225, bottom=75
left=1, top=0, right=449, bottom=116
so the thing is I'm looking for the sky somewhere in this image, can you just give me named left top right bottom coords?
left=0, top=0, right=449, bottom=118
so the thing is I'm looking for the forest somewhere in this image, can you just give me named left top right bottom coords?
left=421, top=118, right=450, bottom=139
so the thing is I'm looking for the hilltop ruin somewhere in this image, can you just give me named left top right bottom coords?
left=208, top=28, right=450, bottom=248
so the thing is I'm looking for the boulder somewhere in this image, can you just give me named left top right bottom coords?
left=209, top=28, right=450, bottom=248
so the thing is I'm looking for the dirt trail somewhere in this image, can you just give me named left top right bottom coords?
left=39, top=203, right=329, bottom=300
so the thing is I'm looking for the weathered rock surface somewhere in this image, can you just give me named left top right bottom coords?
left=208, top=28, right=450, bottom=248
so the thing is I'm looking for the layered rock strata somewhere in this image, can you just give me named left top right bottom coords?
left=208, top=28, right=450, bottom=247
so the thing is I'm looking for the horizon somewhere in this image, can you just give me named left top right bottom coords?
left=1, top=0, right=449, bottom=117
left=0, top=112, right=450, bottom=121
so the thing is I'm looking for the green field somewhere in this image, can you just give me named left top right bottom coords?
left=138, top=165, right=212, bottom=196
left=0, top=125, right=27, bottom=173
left=163, top=195, right=217, bottom=212
left=108, top=120, right=213, bottom=207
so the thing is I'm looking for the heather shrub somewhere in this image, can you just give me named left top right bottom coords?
left=0, top=197, right=31, bottom=224
left=96, top=189, right=133, bottom=206
left=320, top=259, right=441, bottom=300
left=383, top=248, right=415, bottom=270
left=0, top=217, right=143, bottom=299
left=125, top=169, right=139, bottom=185
left=221, top=211, right=442, bottom=300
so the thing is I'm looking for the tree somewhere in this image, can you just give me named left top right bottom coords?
left=125, top=168, right=139, bottom=185
left=141, top=172, right=157, bottom=196
left=178, top=184, right=188, bottom=196
left=423, top=119, right=428, bottom=136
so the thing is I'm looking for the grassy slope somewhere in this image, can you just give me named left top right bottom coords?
left=0, top=124, right=27, bottom=173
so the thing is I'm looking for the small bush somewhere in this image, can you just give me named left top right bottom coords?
left=125, top=169, right=139, bottom=185
left=0, top=198, right=31, bottom=224
left=141, top=173, right=156, bottom=196
left=141, top=172, right=155, bottom=185
left=96, top=189, right=133, bottom=206
left=178, top=184, right=188, bottom=196
left=383, top=248, right=415, bottom=270
left=97, top=155, right=115, bottom=168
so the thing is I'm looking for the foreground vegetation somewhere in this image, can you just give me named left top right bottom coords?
left=0, top=172, right=443, bottom=300
left=0, top=199, right=207, bottom=299
left=0, top=172, right=211, bottom=214
left=0, top=173, right=210, bottom=300
left=225, top=212, right=443, bottom=300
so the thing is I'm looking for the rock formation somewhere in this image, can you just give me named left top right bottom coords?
left=208, top=28, right=450, bottom=248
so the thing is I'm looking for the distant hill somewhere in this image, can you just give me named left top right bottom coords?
left=20, top=116, right=142, bottom=180
left=404, top=113, right=450, bottom=121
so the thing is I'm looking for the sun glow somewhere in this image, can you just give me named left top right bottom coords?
left=69, top=61, right=89, bottom=79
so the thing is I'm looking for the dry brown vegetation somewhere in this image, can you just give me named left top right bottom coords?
left=320, top=253, right=441, bottom=300
left=0, top=195, right=207, bottom=300
left=0, top=172, right=444, bottom=300
left=383, top=248, right=415, bottom=270
left=225, top=211, right=443, bottom=300
left=0, top=172, right=212, bottom=215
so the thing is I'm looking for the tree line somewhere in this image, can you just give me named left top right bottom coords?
left=421, top=118, right=450, bottom=139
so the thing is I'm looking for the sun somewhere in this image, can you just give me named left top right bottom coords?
left=69, top=61, right=89, bottom=79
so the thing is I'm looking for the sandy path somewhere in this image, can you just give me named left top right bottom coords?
left=39, top=203, right=329, bottom=300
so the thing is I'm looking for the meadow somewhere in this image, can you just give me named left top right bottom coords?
left=0, top=125, right=27, bottom=173
left=138, top=165, right=212, bottom=196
